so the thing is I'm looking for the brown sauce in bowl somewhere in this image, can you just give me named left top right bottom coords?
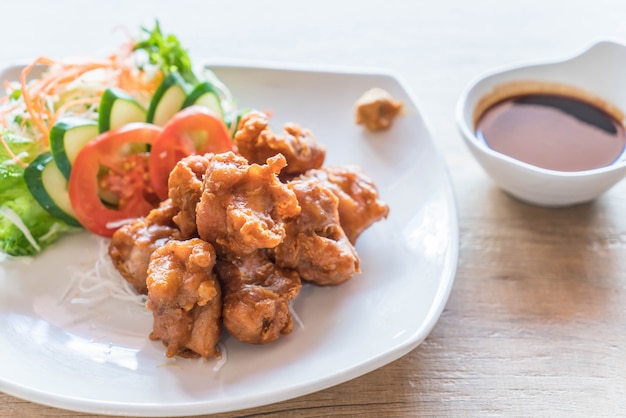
left=474, top=83, right=626, bottom=172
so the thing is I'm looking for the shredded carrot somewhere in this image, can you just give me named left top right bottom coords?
left=108, top=37, right=163, bottom=96
left=118, top=68, right=162, bottom=96
left=17, top=60, right=112, bottom=145
left=20, top=57, right=56, bottom=142
left=1, top=32, right=161, bottom=167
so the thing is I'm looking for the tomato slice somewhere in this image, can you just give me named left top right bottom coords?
left=149, top=105, right=234, bottom=200
left=68, top=123, right=163, bottom=237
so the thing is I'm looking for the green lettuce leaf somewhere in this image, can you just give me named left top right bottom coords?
left=0, top=130, right=75, bottom=257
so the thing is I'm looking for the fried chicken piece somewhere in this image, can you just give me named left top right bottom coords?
left=215, top=250, right=301, bottom=344
left=108, top=199, right=182, bottom=294
left=354, top=87, right=403, bottom=131
left=196, top=151, right=300, bottom=258
left=168, top=154, right=211, bottom=238
left=299, top=166, right=390, bottom=244
left=271, top=176, right=360, bottom=286
left=146, top=238, right=222, bottom=358
left=233, top=111, right=326, bottom=177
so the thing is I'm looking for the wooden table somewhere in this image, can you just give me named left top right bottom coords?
left=2, top=0, right=626, bottom=416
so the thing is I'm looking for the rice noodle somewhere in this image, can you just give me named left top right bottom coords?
left=60, top=236, right=147, bottom=308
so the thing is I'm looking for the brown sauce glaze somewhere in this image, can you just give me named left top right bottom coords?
left=476, top=94, right=626, bottom=172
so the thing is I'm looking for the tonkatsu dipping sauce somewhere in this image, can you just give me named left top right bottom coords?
left=475, top=89, right=626, bottom=172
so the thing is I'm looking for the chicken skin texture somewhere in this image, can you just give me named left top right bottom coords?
left=215, top=250, right=301, bottom=344
left=271, top=176, right=360, bottom=286
left=108, top=199, right=182, bottom=294
left=168, top=154, right=211, bottom=238
left=146, top=238, right=222, bottom=358
left=196, top=151, right=301, bottom=259
left=233, top=111, right=326, bottom=178
left=298, top=166, right=390, bottom=244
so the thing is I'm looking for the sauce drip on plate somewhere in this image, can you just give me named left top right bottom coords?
left=475, top=94, right=626, bottom=172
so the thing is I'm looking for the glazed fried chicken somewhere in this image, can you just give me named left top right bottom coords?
left=233, top=111, right=326, bottom=177
left=299, top=166, right=390, bottom=244
left=106, top=109, right=390, bottom=359
left=108, top=200, right=183, bottom=294
left=146, top=238, right=222, bottom=358
left=196, top=151, right=301, bottom=258
left=215, top=250, right=301, bottom=344
left=271, top=176, right=360, bottom=286
left=168, top=154, right=211, bottom=238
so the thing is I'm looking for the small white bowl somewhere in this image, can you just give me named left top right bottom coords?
left=456, top=40, right=626, bottom=207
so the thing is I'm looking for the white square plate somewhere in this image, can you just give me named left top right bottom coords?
left=0, top=62, right=458, bottom=416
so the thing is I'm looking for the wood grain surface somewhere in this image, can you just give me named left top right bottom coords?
left=2, top=0, right=626, bottom=416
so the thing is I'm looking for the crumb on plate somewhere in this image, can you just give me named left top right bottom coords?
left=354, top=87, right=403, bottom=131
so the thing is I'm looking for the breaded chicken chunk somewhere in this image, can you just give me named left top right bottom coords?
left=146, top=238, right=222, bottom=358
left=168, top=154, right=211, bottom=238
left=196, top=151, right=300, bottom=258
left=271, top=176, right=360, bottom=286
left=215, top=250, right=301, bottom=344
left=108, top=199, right=182, bottom=294
left=298, top=166, right=389, bottom=244
left=233, top=111, right=326, bottom=177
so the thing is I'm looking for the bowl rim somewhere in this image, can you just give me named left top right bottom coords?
left=455, top=38, right=626, bottom=179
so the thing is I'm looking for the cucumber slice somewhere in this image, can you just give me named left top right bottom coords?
left=98, top=87, right=147, bottom=132
left=50, top=117, right=98, bottom=180
left=24, top=153, right=81, bottom=227
left=182, top=81, right=223, bottom=118
left=146, top=72, right=188, bottom=126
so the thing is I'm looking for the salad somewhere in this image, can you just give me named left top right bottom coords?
left=0, top=22, right=239, bottom=256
